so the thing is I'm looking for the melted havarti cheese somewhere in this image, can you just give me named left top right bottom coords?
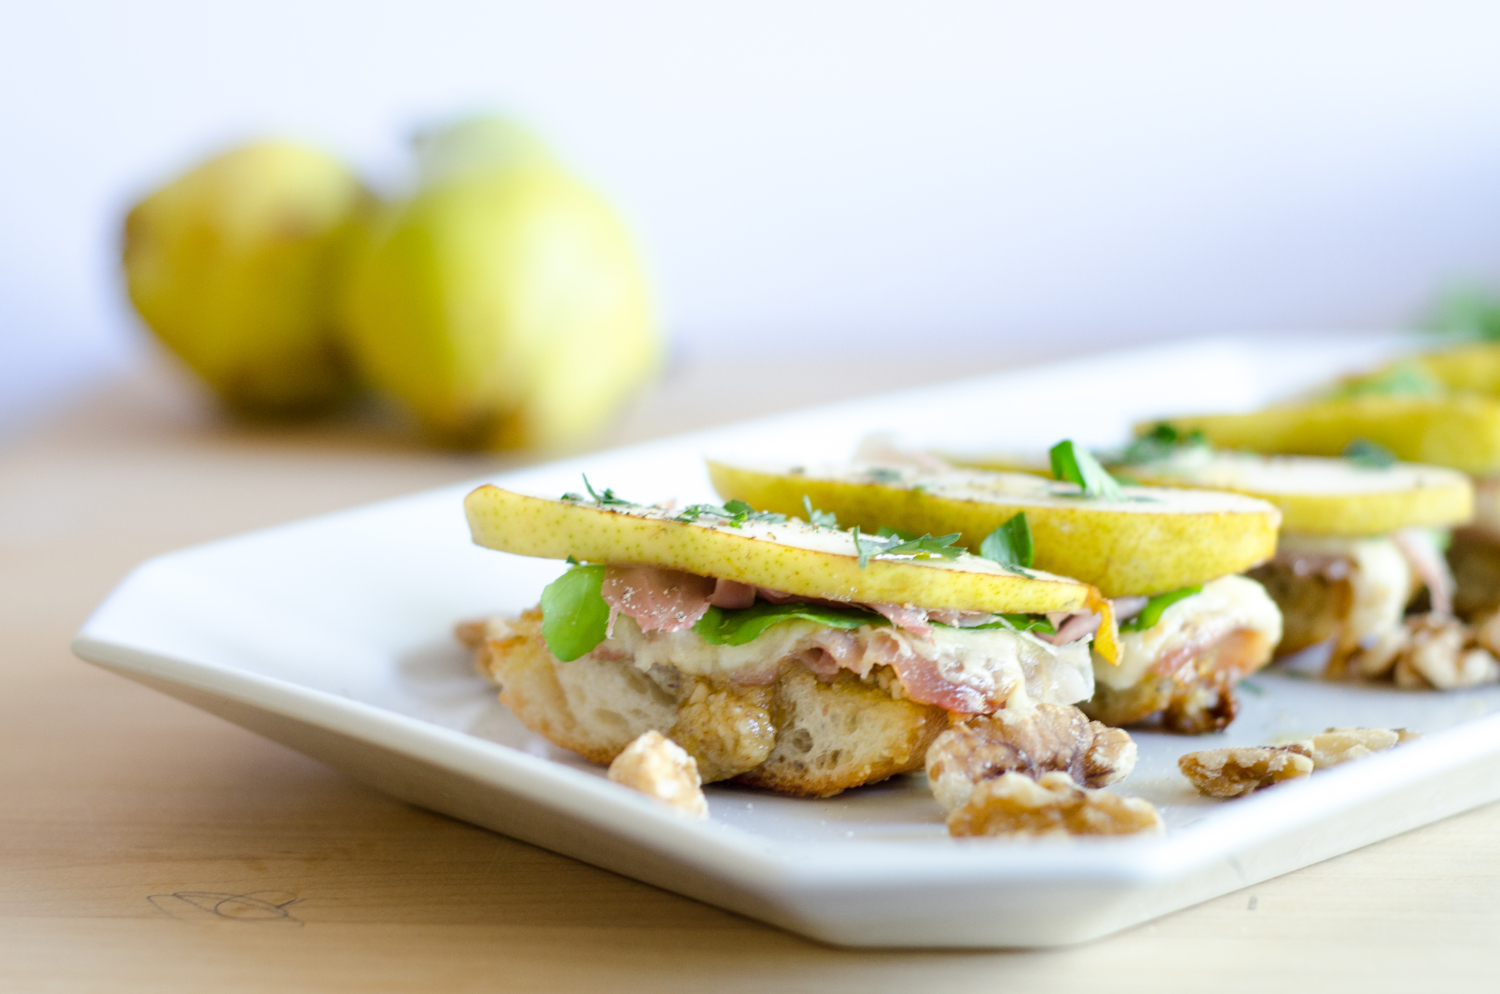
left=1276, top=532, right=1412, bottom=645
left=1093, top=575, right=1283, bottom=692
left=596, top=615, right=1095, bottom=712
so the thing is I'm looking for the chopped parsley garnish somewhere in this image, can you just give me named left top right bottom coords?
left=979, top=512, right=1033, bottom=569
left=1050, top=439, right=1124, bottom=501
left=1343, top=437, right=1397, bottom=469
left=867, top=467, right=903, bottom=483
left=852, top=525, right=964, bottom=569
left=563, top=475, right=634, bottom=506
left=694, top=602, right=885, bottom=646
left=676, top=499, right=787, bottom=528
left=1119, top=423, right=1211, bottom=465
left=1329, top=360, right=1445, bottom=400
left=1120, top=585, right=1201, bottom=633
left=538, top=563, right=611, bottom=660
left=802, top=495, right=839, bottom=529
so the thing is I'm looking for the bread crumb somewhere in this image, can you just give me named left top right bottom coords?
left=607, top=731, right=709, bottom=819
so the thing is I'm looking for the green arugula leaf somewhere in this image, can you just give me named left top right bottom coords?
left=1120, top=585, right=1202, bottom=633
left=1050, top=439, right=1124, bottom=501
left=539, top=564, right=612, bottom=661
left=694, top=601, right=886, bottom=646
left=802, top=495, right=839, bottom=529
left=979, top=512, right=1033, bottom=568
left=1343, top=437, right=1397, bottom=468
left=852, top=525, right=879, bottom=569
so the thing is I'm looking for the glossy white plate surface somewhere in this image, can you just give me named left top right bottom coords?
left=73, top=334, right=1500, bottom=948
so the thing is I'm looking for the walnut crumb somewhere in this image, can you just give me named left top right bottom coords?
left=926, top=703, right=1137, bottom=812
left=947, top=771, right=1163, bottom=838
left=1178, top=745, right=1314, bottom=797
left=1307, top=727, right=1419, bottom=769
left=606, top=731, right=709, bottom=819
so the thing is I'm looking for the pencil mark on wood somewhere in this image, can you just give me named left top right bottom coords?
left=147, top=890, right=304, bottom=925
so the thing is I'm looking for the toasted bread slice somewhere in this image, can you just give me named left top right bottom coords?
left=472, top=610, right=950, bottom=797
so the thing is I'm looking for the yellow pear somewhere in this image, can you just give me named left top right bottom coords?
left=341, top=118, right=660, bottom=450
left=948, top=448, right=1474, bottom=536
left=122, top=140, right=367, bottom=414
left=1154, top=396, right=1500, bottom=475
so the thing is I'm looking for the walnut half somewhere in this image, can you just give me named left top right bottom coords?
left=607, top=731, right=709, bottom=819
left=1306, top=727, right=1420, bottom=769
left=1179, top=726, right=1422, bottom=797
left=1352, top=614, right=1500, bottom=690
left=1178, top=745, right=1314, bottom=798
left=926, top=703, right=1138, bottom=812
left=947, top=771, right=1163, bottom=838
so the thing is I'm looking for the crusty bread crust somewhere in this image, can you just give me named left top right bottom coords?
left=734, top=665, right=949, bottom=797
left=472, top=610, right=948, bottom=797
left=1082, top=627, right=1275, bottom=734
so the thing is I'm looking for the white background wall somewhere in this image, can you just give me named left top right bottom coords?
left=6, top=1, right=1500, bottom=433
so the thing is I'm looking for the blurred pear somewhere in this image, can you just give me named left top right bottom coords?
left=340, top=117, right=660, bottom=450
left=123, top=141, right=367, bottom=414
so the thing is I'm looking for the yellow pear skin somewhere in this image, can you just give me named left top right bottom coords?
left=122, top=141, right=367, bottom=414
left=341, top=126, right=659, bottom=450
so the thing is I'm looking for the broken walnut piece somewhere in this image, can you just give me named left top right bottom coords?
left=606, top=731, right=709, bottom=819
left=947, top=771, right=1163, bottom=838
left=1351, top=614, right=1500, bottom=690
left=1178, top=745, right=1314, bottom=798
left=1307, top=727, right=1420, bottom=769
left=925, top=703, right=1138, bottom=812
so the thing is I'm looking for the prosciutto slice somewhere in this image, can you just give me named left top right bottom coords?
left=601, top=566, right=715, bottom=633
left=708, top=578, right=757, bottom=609
left=1391, top=527, right=1455, bottom=618
left=1035, top=611, right=1101, bottom=647
left=867, top=602, right=933, bottom=635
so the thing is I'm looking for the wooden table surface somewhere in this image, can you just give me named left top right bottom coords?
left=3, top=356, right=1498, bottom=993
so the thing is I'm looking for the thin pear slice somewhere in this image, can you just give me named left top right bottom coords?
left=706, top=460, right=1280, bottom=599
left=1109, top=451, right=1473, bottom=536
left=465, top=484, right=1119, bottom=662
left=1154, top=396, right=1500, bottom=476
left=1358, top=342, right=1500, bottom=397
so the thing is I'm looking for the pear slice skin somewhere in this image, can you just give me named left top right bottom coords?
left=1113, top=452, right=1473, bottom=536
left=706, top=461, right=1280, bottom=599
left=1154, top=396, right=1500, bottom=476
left=464, top=485, right=1119, bottom=662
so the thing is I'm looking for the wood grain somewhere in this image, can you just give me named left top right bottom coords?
left=2, top=359, right=1497, bottom=993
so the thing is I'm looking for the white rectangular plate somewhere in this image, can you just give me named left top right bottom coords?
left=74, top=334, right=1500, bottom=948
